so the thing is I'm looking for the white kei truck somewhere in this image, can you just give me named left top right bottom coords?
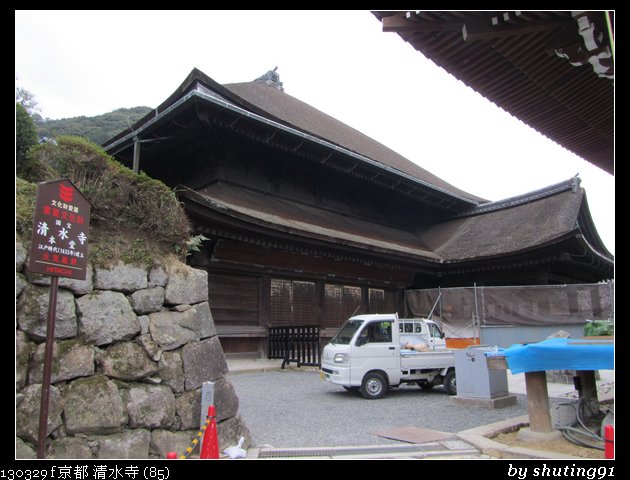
left=320, top=313, right=456, bottom=399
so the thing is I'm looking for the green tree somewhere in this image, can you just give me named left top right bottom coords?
left=35, top=106, right=152, bottom=145
left=15, top=86, right=39, bottom=115
left=16, top=102, right=38, bottom=174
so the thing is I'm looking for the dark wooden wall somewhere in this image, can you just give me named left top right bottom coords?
left=200, top=264, right=404, bottom=355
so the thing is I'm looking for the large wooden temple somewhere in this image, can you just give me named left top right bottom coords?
left=104, top=68, right=613, bottom=356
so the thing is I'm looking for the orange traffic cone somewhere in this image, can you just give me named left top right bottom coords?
left=200, top=405, right=219, bottom=459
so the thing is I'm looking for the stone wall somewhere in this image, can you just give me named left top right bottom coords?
left=16, top=242, right=251, bottom=459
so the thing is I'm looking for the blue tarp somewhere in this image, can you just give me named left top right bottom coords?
left=500, top=338, right=614, bottom=374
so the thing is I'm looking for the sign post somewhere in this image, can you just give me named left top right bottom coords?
left=27, top=179, right=91, bottom=458
left=36, top=275, right=59, bottom=459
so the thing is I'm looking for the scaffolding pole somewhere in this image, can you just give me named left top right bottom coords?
left=473, top=283, right=480, bottom=343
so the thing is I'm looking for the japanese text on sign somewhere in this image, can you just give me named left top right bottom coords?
left=28, top=179, right=91, bottom=280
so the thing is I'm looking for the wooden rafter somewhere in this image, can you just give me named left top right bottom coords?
left=382, top=14, right=463, bottom=32
left=462, top=16, right=574, bottom=42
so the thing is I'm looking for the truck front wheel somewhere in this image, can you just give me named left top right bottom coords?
left=443, top=370, right=457, bottom=395
left=360, top=372, right=388, bottom=399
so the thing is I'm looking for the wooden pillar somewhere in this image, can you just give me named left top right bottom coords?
left=590, top=287, right=602, bottom=317
left=576, top=370, right=599, bottom=402
left=567, top=287, right=579, bottom=316
left=259, top=276, right=270, bottom=328
left=524, top=371, right=553, bottom=432
left=259, top=276, right=270, bottom=358
left=361, top=286, right=369, bottom=314
left=132, top=137, right=140, bottom=174
left=315, top=281, right=325, bottom=327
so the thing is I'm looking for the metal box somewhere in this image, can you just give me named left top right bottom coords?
left=199, top=381, right=215, bottom=428
left=454, top=346, right=509, bottom=398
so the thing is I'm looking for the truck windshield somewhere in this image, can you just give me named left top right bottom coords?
left=330, top=319, right=364, bottom=345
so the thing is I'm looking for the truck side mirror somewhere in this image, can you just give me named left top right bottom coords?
left=355, top=337, right=366, bottom=347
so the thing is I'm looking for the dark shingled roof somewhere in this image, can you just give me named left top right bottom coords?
left=423, top=188, right=583, bottom=261
left=180, top=181, right=441, bottom=262
left=179, top=178, right=613, bottom=267
left=104, top=68, right=484, bottom=206
left=224, top=81, right=485, bottom=203
left=103, top=68, right=612, bottom=275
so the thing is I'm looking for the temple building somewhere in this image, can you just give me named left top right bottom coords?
left=103, top=67, right=613, bottom=356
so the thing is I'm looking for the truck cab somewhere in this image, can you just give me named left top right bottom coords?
left=321, top=313, right=456, bottom=399
left=398, top=318, right=446, bottom=351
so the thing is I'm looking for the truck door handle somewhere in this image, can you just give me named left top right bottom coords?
left=389, top=347, right=396, bottom=350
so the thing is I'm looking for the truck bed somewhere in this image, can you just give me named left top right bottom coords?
left=400, top=349, right=455, bottom=370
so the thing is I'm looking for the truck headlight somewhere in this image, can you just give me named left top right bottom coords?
left=334, top=353, right=349, bottom=364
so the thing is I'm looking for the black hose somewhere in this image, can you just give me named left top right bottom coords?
left=555, top=396, right=606, bottom=450
left=558, top=426, right=604, bottom=450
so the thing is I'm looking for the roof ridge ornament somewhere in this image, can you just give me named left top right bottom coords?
left=572, top=174, right=581, bottom=193
left=254, top=67, right=284, bottom=91
left=448, top=178, right=581, bottom=220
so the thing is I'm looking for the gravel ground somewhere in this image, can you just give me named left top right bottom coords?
left=228, top=369, right=532, bottom=448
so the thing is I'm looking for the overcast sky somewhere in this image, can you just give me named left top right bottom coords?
left=15, top=10, right=614, bottom=256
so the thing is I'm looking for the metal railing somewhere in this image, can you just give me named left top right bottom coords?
left=268, top=325, right=321, bottom=368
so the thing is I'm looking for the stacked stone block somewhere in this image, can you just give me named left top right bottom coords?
left=16, top=242, right=250, bottom=459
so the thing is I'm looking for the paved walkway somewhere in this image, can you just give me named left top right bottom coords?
left=227, top=358, right=614, bottom=399
left=226, top=358, right=614, bottom=459
left=228, top=359, right=614, bottom=459
left=227, top=359, right=614, bottom=459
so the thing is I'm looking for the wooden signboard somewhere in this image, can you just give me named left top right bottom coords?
left=27, top=179, right=91, bottom=458
left=28, top=179, right=91, bottom=280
